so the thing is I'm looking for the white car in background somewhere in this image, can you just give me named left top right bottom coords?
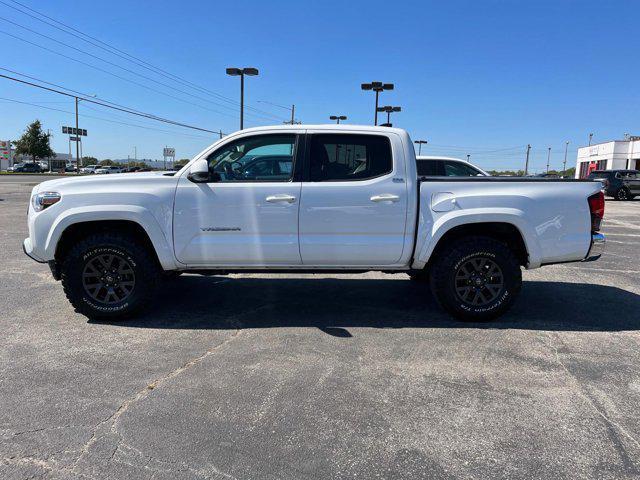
left=416, top=156, right=489, bottom=177
left=79, top=165, right=98, bottom=174
left=94, top=165, right=124, bottom=174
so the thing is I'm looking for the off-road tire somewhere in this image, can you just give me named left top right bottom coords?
left=408, top=270, right=429, bottom=282
left=61, top=232, right=160, bottom=320
left=429, top=236, right=522, bottom=321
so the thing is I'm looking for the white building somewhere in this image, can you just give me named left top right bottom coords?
left=0, top=144, right=73, bottom=171
left=575, top=136, right=640, bottom=178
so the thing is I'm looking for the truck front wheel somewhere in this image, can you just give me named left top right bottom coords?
left=60, top=232, right=160, bottom=320
left=429, top=236, right=522, bottom=321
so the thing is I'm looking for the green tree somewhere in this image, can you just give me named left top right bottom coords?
left=174, top=158, right=190, bottom=168
left=12, top=120, right=55, bottom=164
left=81, top=156, right=98, bottom=167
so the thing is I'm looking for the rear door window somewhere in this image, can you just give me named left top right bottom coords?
left=308, top=134, right=392, bottom=182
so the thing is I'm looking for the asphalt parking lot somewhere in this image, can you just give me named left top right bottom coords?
left=1, top=176, right=639, bottom=480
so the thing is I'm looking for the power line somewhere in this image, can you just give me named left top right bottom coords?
left=0, top=96, right=212, bottom=139
left=0, top=71, right=222, bottom=134
left=0, top=29, right=269, bottom=120
left=0, top=15, right=281, bottom=122
left=0, top=66, right=161, bottom=116
left=0, top=0, right=285, bottom=120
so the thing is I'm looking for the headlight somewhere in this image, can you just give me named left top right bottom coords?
left=32, top=192, right=61, bottom=212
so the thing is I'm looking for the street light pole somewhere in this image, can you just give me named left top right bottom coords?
left=361, top=82, right=394, bottom=126
left=376, top=105, right=401, bottom=127
left=329, top=115, right=347, bottom=124
left=589, top=133, right=593, bottom=146
left=414, top=140, right=428, bottom=155
left=563, top=141, right=569, bottom=177
left=75, top=96, right=80, bottom=168
left=240, top=73, right=244, bottom=130
left=524, top=144, right=531, bottom=176
left=546, top=147, right=551, bottom=173
left=467, top=154, right=471, bottom=162
left=226, top=67, right=259, bottom=130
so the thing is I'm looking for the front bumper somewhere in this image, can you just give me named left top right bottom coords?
left=23, top=237, right=46, bottom=263
left=584, top=233, right=605, bottom=262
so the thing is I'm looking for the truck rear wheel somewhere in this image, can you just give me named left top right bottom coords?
left=429, top=236, right=522, bottom=321
left=60, top=232, right=160, bottom=320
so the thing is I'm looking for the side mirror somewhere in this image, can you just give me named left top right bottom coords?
left=187, top=159, right=211, bottom=183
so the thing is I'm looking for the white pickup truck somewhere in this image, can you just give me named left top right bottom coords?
left=24, top=125, right=605, bottom=321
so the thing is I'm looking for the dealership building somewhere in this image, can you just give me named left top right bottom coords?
left=575, top=136, right=640, bottom=178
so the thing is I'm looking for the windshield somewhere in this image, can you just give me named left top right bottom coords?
left=588, top=172, right=609, bottom=179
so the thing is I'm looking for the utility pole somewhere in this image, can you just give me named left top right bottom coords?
left=546, top=147, right=551, bottom=173
left=524, top=144, right=531, bottom=176
left=563, top=141, right=569, bottom=177
left=47, top=129, right=52, bottom=172
left=219, top=130, right=223, bottom=139
left=75, top=97, right=80, bottom=168
left=257, top=100, right=296, bottom=124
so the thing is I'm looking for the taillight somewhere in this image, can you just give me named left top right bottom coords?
left=588, top=191, right=605, bottom=232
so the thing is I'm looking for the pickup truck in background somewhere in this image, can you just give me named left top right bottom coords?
left=588, top=169, right=640, bottom=201
left=23, top=125, right=605, bottom=321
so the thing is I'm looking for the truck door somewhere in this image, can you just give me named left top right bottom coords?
left=298, top=132, right=408, bottom=266
left=173, top=133, right=303, bottom=266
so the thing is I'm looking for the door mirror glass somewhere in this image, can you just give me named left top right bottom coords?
left=187, top=159, right=210, bottom=183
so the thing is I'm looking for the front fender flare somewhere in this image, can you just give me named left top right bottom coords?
left=45, top=205, right=180, bottom=270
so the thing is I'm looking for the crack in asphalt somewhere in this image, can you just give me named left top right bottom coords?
left=3, top=315, right=253, bottom=480
left=1, top=455, right=97, bottom=480
left=72, top=329, right=244, bottom=476
left=544, top=332, right=640, bottom=473
left=65, top=305, right=274, bottom=479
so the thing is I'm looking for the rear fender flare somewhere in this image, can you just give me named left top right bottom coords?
left=412, top=209, right=542, bottom=270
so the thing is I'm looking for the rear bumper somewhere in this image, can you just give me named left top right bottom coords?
left=584, top=233, right=605, bottom=262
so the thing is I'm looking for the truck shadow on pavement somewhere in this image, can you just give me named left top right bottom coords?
left=92, top=276, right=640, bottom=334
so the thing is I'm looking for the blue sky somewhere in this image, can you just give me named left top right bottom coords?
left=1, top=0, right=638, bottom=171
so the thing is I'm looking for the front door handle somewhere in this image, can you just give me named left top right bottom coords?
left=266, top=194, right=296, bottom=203
left=370, top=194, right=400, bottom=202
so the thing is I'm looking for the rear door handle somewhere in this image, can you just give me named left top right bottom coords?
left=370, top=194, right=400, bottom=202
left=266, top=194, right=296, bottom=203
